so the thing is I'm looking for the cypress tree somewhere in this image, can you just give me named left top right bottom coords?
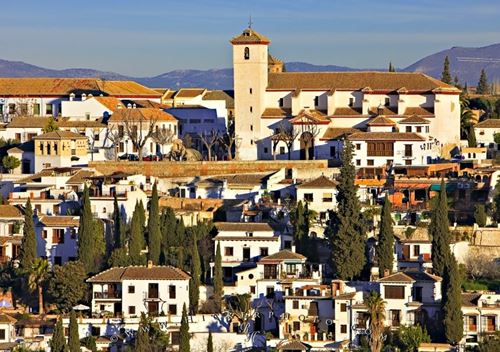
left=430, top=180, right=452, bottom=276
left=20, top=198, right=37, bottom=270
left=129, top=204, right=145, bottom=265
left=112, top=194, right=125, bottom=249
left=77, top=184, right=102, bottom=274
left=474, top=204, right=487, bottom=227
left=135, top=313, right=151, bottom=352
left=477, top=69, right=490, bottom=95
left=148, top=183, right=161, bottom=264
left=138, top=200, right=146, bottom=228
left=388, top=62, right=395, bottom=72
left=443, top=258, right=463, bottom=345
left=207, top=331, right=214, bottom=352
left=213, top=242, right=223, bottom=311
left=179, top=303, right=190, bottom=352
left=50, top=317, right=67, bottom=352
left=377, top=196, right=395, bottom=276
left=330, top=140, right=366, bottom=280
left=441, top=56, right=452, bottom=84
left=189, top=233, right=201, bottom=314
left=68, top=310, right=80, bottom=352
left=293, top=201, right=305, bottom=252
left=160, top=207, right=176, bottom=265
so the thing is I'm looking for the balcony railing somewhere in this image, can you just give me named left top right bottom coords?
left=94, top=292, right=121, bottom=299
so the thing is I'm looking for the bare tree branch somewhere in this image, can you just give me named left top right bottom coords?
left=198, top=129, right=219, bottom=161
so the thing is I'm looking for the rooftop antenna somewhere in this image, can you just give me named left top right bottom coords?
left=248, top=15, right=253, bottom=29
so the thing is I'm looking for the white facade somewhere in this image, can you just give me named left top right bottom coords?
left=35, top=215, right=79, bottom=266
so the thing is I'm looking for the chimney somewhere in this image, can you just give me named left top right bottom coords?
left=370, top=266, right=380, bottom=281
left=81, top=93, right=87, bottom=101
left=132, top=103, right=137, bottom=109
left=127, top=103, right=132, bottom=109
left=291, top=244, right=296, bottom=253
left=147, top=260, right=153, bottom=268
left=69, top=93, right=75, bottom=101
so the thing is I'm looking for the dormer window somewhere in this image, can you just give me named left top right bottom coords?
left=385, top=98, right=390, bottom=106
left=244, top=47, right=250, bottom=60
left=314, top=96, right=319, bottom=107
left=349, top=98, right=354, bottom=107
left=279, top=98, right=284, bottom=107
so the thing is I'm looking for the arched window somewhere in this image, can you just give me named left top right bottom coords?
left=244, top=47, right=250, bottom=60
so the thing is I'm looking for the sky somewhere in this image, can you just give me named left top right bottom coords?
left=1, top=0, right=499, bottom=77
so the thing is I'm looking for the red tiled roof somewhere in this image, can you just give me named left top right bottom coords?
left=297, top=175, right=338, bottom=189
left=87, top=265, right=190, bottom=282
left=349, top=132, right=426, bottom=141
left=109, top=108, right=177, bottom=122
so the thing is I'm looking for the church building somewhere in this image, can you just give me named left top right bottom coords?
left=231, top=27, right=461, bottom=167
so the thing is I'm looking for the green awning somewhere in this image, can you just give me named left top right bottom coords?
left=430, top=183, right=457, bottom=191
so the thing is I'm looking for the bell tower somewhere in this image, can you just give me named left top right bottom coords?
left=231, top=26, right=269, bottom=160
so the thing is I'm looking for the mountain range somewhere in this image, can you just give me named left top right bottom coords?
left=1, top=43, right=499, bottom=89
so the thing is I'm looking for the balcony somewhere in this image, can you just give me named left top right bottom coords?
left=94, top=292, right=121, bottom=299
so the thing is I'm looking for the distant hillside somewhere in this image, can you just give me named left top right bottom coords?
left=404, top=43, right=500, bottom=85
left=1, top=42, right=500, bottom=89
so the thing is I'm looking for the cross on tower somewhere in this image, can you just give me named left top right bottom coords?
left=248, top=15, right=253, bottom=29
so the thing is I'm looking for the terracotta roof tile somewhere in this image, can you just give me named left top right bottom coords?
left=214, top=222, right=273, bottom=232
left=367, top=116, right=396, bottom=126
left=267, top=72, right=458, bottom=92
left=378, top=272, right=415, bottom=283
left=38, top=215, right=80, bottom=227
left=349, top=132, right=426, bottom=141
left=475, top=119, right=500, bottom=128
left=92, top=97, right=125, bottom=111
left=276, top=340, right=308, bottom=351
left=175, top=88, right=206, bottom=98
left=320, top=127, right=360, bottom=140
left=7, top=117, right=49, bottom=128
left=0, top=314, right=16, bottom=324
left=297, top=175, right=338, bottom=189
left=369, top=106, right=398, bottom=116
left=404, top=107, right=435, bottom=116
left=58, top=117, right=106, bottom=128
left=462, top=293, right=482, bottom=307
left=109, top=108, right=177, bottom=122
left=66, top=170, right=98, bottom=184
left=0, top=205, right=23, bottom=218
left=404, top=270, right=442, bottom=282
left=289, top=109, right=329, bottom=124
left=87, top=265, right=190, bottom=282
left=332, top=107, right=363, bottom=116
left=398, top=115, right=430, bottom=124
left=230, top=28, right=270, bottom=44
left=261, top=108, right=292, bottom=119
left=33, top=130, right=87, bottom=140
left=260, top=250, right=306, bottom=262
left=202, top=90, right=234, bottom=108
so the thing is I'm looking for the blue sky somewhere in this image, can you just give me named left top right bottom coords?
left=1, top=0, right=499, bottom=76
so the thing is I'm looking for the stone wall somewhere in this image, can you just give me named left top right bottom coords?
left=89, top=160, right=328, bottom=178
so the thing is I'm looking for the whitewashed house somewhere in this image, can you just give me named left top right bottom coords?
left=0, top=205, right=24, bottom=264
left=36, top=215, right=80, bottom=266
left=87, top=263, right=190, bottom=318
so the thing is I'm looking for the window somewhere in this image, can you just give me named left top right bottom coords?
left=33, top=103, right=40, bottom=115
left=304, top=193, right=314, bottom=202
left=168, top=304, right=177, bottom=315
left=385, top=97, right=390, bottom=106
left=285, top=263, right=297, bottom=275
left=293, top=300, right=299, bottom=309
left=356, top=159, right=361, bottom=166
left=340, top=303, right=347, bottom=312
left=406, top=126, right=412, bottom=133
left=356, top=143, right=361, bottom=150
left=128, top=306, right=136, bottom=315
left=148, top=283, right=159, bottom=299
left=367, top=159, right=374, bottom=166
left=367, top=142, right=394, bottom=157
left=128, top=286, right=135, bottom=294
left=250, top=106, right=253, bottom=113
left=46, top=104, right=53, bottom=115
left=264, top=264, right=277, bottom=279
left=330, top=146, right=336, bottom=157
left=47, top=143, right=51, bottom=155
left=405, top=159, right=412, bottom=166
left=322, top=192, right=333, bottom=202
left=244, top=47, right=250, bottom=60
left=118, top=125, right=124, bottom=138
left=260, top=247, right=269, bottom=257
left=416, top=126, right=422, bottom=133
left=263, top=147, right=268, bottom=154
left=250, top=125, right=253, bottom=131
left=293, top=321, right=301, bottom=331
left=250, top=286, right=256, bottom=294
left=224, top=247, right=234, bottom=256
left=279, top=98, right=284, bottom=107
left=348, top=98, right=354, bottom=107
left=249, top=88, right=253, bottom=94
left=54, top=256, right=62, bottom=266
left=0, top=328, right=7, bottom=340
left=413, top=245, right=420, bottom=257
left=266, top=286, right=275, bottom=298
left=169, top=285, right=176, bottom=299
left=341, top=325, right=347, bottom=334
left=19, top=103, right=28, bottom=115
left=384, top=286, right=405, bottom=299
left=425, top=126, right=430, bottom=133
left=280, top=146, right=285, bottom=154
left=314, top=96, right=319, bottom=107
left=52, top=229, right=65, bottom=244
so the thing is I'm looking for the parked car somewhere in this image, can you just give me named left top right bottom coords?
left=118, top=153, right=139, bottom=161
left=142, top=154, right=160, bottom=161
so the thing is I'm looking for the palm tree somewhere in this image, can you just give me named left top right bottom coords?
left=460, top=97, right=474, bottom=140
left=28, top=258, right=49, bottom=315
left=365, top=291, right=386, bottom=352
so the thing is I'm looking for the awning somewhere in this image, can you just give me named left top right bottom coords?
left=430, top=183, right=457, bottom=191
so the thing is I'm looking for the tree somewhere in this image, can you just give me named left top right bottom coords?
left=120, top=109, right=159, bottom=159
left=198, top=129, right=219, bottom=161
left=112, top=194, right=125, bottom=249
left=50, top=317, right=67, bottom=352
left=477, top=69, right=490, bottom=95
left=108, top=247, right=131, bottom=267
left=20, top=199, right=36, bottom=270
left=105, top=124, right=124, bottom=161
left=134, top=312, right=170, bottom=352
left=148, top=183, right=161, bottom=264
left=27, top=258, right=49, bottom=314
left=189, top=233, right=201, bottom=314
left=47, top=261, right=87, bottom=312
left=443, top=258, right=463, bottom=345
left=135, top=313, right=151, bottom=352
left=330, top=140, right=366, bottom=280
left=399, top=325, right=431, bottom=352
left=68, top=310, right=80, bottom=352
left=478, top=331, right=500, bottom=352
left=43, top=116, right=59, bottom=133
left=77, top=185, right=105, bottom=274
left=207, top=331, right=214, bottom=352
left=160, top=207, right=176, bottom=265
left=180, top=303, right=190, bottom=352
left=213, top=242, right=223, bottom=312
left=291, top=201, right=306, bottom=253
left=1, top=155, right=20, bottom=173
left=129, top=203, right=146, bottom=265
left=377, top=196, right=394, bottom=276
left=474, top=204, right=487, bottom=227
left=271, top=121, right=299, bottom=160
left=219, top=120, right=237, bottom=160
left=430, top=180, right=452, bottom=277
left=388, top=62, right=395, bottom=72
left=152, top=125, right=175, bottom=155
left=365, top=291, right=386, bottom=352
left=441, top=56, right=452, bottom=84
